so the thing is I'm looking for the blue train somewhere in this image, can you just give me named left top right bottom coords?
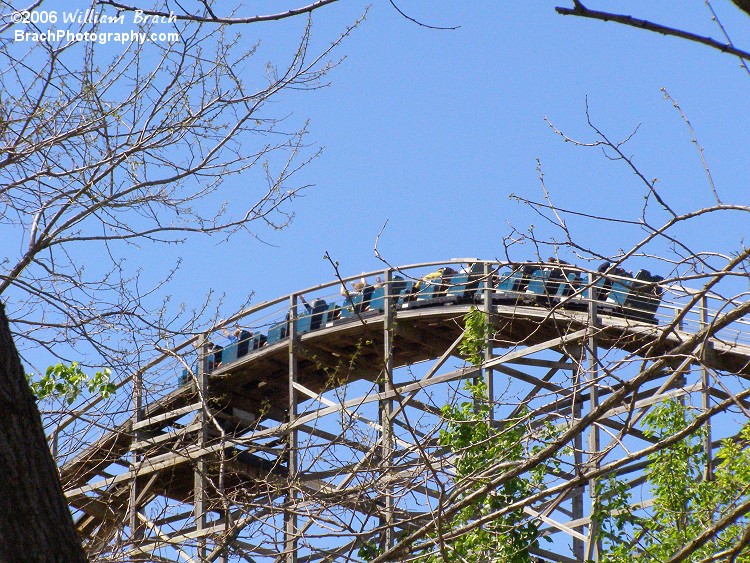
left=178, top=261, right=664, bottom=384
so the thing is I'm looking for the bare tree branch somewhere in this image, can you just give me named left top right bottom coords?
left=556, top=2, right=750, bottom=62
left=96, top=0, right=341, bottom=24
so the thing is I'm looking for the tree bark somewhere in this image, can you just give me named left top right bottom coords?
left=0, top=303, right=87, bottom=562
left=733, top=0, right=750, bottom=17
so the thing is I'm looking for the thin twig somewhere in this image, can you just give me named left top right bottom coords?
left=388, top=0, right=460, bottom=30
left=661, top=87, right=721, bottom=205
left=705, top=0, right=750, bottom=77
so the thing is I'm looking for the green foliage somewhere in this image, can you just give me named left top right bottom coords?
left=27, top=362, right=115, bottom=404
left=459, top=307, right=488, bottom=367
left=357, top=541, right=381, bottom=561
left=594, top=399, right=750, bottom=563
left=420, top=379, right=541, bottom=563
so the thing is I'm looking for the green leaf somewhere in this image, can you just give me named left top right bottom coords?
left=27, top=362, right=116, bottom=403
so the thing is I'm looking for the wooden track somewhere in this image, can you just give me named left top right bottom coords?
left=60, top=297, right=750, bottom=545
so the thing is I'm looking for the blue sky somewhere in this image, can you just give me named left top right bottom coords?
left=162, top=1, right=749, bottom=320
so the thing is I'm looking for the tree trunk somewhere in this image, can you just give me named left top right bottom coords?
left=0, top=303, right=87, bottom=562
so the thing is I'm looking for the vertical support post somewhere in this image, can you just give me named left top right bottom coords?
left=483, top=262, right=494, bottom=422
left=130, top=365, right=144, bottom=544
left=51, top=428, right=59, bottom=459
left=218, top=508, right=229, bottom=563
left=194, top=337, right=209, bottom=560
left=586, top=272, right=601, bottom=562
left=700, top=295, right=713, bottom=480
left=285, top=295, right=299, bottom=563
left=571, top=361, right=584, bottom=562
left=380, top=269, right=395, bottom=549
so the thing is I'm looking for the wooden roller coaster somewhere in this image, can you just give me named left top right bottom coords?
left=53, top=259, right=750, bottom=562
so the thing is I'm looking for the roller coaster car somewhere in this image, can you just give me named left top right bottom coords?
left=267, top=319, right=288, bottom=345
left=178, top=369, right=191, bottom=387
left=395, top=280, right=415, bottom=306
left=221, top=342, right=239, bottom=364
left=445, top=263, right=485, bottom=301
left=525, top=267, right=570, bottom=306
left=589, top=269, right=663, bottom=324
left=554, top=271, right=584, bottom=299
left=620, top=269, right=664, bottom=323
left=481, top=266, right=535, bottom=305
left=470, top=264, right=663, bottom=323
left=251, top=333, right=267, bottom=350
left=402, top=270, right=458, bottom=309
left=367, top=276, right=411, bottom=311
left=183, top=263, right=665, bottom=388
left=322, top=303, right=341, bottom=327
left=445, top=273, right=472, bottom=301
left=368, top=286, right=386, bottom=312
left=297, top=298, right=329, bottom=334
left=339, top=285, right=375, bottom=319
left=401, top=282, right=445, bottom=308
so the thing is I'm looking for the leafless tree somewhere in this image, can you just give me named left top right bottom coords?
left=0, top=0, right=359, bottom=558
left=0, top=0, right=362, bottom=370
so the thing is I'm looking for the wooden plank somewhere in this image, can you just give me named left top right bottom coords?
left=131, top=421, right=203, bottom=452
left=65, top=449, right=195, bottom=500
left=508, top=357, right=575, bottom=370
left=604, top=382, right=702, bottom=418
left=132, top=402, right=203, bottom=431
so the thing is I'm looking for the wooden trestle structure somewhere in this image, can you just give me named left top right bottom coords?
left=53, top=259, right=750, bottom=562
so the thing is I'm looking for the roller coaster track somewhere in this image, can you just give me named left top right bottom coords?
left=54, top=259, right=750, bottom=562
